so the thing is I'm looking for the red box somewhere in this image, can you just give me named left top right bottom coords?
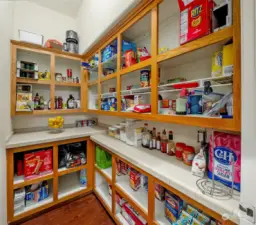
left=121, top=203, right=147, bottom=225
left=178, top=0, right=215, bottom=45
left=24, top=149, right=53, bottom=180
left=129, top=168, right=141, bottom=191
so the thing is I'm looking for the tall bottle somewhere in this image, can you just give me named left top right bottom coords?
left=156, top=132, right=161, bottom=151
left=149, top=131, right=153, bottom=150
left=152, top=127, right=156, bottom=149
left=161, top=129, right=168, bottom=153
left=142, top=123, right=150, bottom=148
left=34, top=93, right=40, bottom=110
left=167, top=131, right=175, bottom=156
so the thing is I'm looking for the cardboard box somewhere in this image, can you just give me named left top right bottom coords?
left=24, top=149, right=53, bottom=180
left=165, top=190, right=183, bottom=223
left=222, top=43, right=233, bottom=76
left=121, top=203, right=147, bottom=225
left=178, top=0, right=215, bottom=45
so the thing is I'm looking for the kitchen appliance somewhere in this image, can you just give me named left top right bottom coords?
left=16, top=84, right=33, bottom=111
left=66, top=30, right=78, bottom=43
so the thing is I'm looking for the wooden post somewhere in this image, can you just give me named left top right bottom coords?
left=87, top=139, right=95, bottom=190
left=151, top=6, right=159, bottom=115
left=112, top=155, right=117, bottom=215
left=148, top=176, right=155, bottom=225
left=7, top=150, right=14, bottom=223
left=98, top=51, right=102, bottom=111
left=80, top=59, right=87, bottom=112
left=117, top=34, right=122, bottom=112
left=50, top=54, right=55, bottom=110
left=53, top=145, right=58, bottom=201
left=11, top=44, right=17, bottom=117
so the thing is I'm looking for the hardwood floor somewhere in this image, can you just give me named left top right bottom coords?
left=20, top=194, right=116, bottom=225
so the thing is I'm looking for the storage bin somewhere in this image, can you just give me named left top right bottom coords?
left=96, top=146, right=112, bottom=169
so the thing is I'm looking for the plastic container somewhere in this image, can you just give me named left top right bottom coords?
left=96, top=146, right=112, bottom=169
left=114, top=125, right=121, bottom=139
left=182, top=146, right=195, bottom=166
left=120, top=122, right=126, bottom=142
left=176, top=142, right=186, bottom=161
left=108, top=127, right=115, bottom=137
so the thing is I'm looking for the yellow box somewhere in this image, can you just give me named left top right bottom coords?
left=222, top=43, right=233, bottom=76
left=211, top=50, right=223, bottom=77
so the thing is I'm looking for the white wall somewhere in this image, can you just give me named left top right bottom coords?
left=0, top=2, right=13, bottom=224
left=11, top=0, right=84, bottom=130
left=12, top=1, right=77, bottom=44
left=76, top=0, right=140, bottom=54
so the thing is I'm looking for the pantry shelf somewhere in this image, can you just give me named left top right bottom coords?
left=100, top=72, right=118, bottom=82
left=94, top=183, right=112, bottom=210
left=13, top=173, right=54, bottom=189
left=55, top=82, right=81, bottom=87
left=115, top=213, right=130, bottom=225
left=14, top=194, right=53, bottom=218
left=157, top=26, right=233, bottom=63
left=95, top=165, right=112, bottom=183
left=16, top=78, right=51, bottom=85
left=116, top=175, right=148, bottom=219
left=58, top=164, right=88, bottom=177
left=120, top=58, right=152, bottom=76
left=15, top=109, right=84, bottom=116
left=121, top=87, right=151, bottom=95
left=88, top=80, right=98, bottom=87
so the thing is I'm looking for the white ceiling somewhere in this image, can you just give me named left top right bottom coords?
left=27, top=0, right=83, bottom=18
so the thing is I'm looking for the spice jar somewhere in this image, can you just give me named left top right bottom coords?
left=120, top=122, right=126, bottom=142
left=114, top=125, right=121, bottom=140
left=175, top=142, right=186, bottom=161
left=182, top=146, right=195, bottom=166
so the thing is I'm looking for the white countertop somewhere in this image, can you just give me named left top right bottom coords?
left=6, top=126, right=106, bottom=149
left=90, top=134, right=240, bottom=223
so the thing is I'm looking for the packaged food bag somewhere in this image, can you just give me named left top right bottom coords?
left=208, top=132, right=241, bottom=191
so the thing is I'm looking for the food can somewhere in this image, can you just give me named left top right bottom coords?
left=67, top=69, right=72, bottom=79
left=109, top=87, right=116, bottom=93
left=182, top=146, right=195, bottom=166
left=175, top=142, right=186, bottom=161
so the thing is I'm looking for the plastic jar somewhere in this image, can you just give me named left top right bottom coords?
left=182, top=146, right=195, bottom=166
left=120, top=122, right=126, bottom=142
left=114, top=125, right=121, bottom=139
left=175, top=142, right=186, bottom=161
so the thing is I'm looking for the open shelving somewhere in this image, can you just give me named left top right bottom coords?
left=85, top=0, right=240, bottom=132
left=7, top=137, right=93, bottom=223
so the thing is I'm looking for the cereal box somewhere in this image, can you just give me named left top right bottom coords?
left=129, top=168, right=141, bottom=191
left=165, top=190, right=183, bottom=223
left=178, top=0, right=215, bottom=45
left=121, top=203, right=147, bottom=225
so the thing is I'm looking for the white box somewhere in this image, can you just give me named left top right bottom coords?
left=19, top=30, right=44, bottom=46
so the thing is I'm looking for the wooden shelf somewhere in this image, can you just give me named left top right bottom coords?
left=100, top=72, right=118, bottom=82
left=15, top=109, right=84, bottom=116
left=12, top=40, right=82, bottom=60
left=95, top=165, right=112, bottom=184
left=13, top=173, right=53, bottom=189
left=120, top=58, right=152, bottom=75
left=157, top=26, right=233, bottom=63
left=16, top=78, right=51, bottom=85
left=58, top=164, right=87, bottom=176
left=55, top=82, right=81, bottom=87
left=88, top=80, right=98, bottom=87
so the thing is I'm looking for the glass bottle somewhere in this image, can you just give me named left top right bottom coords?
left=39, top=96, right=45, bottom=110
left=167, top=131, right=175, bottom=156
left=161, top=129, right=168, bottom=153
left=149, top=131, right=153, bottom=150
left=34, top=93, right=40, bottom=110
left=142, top=123, right=150, bottom=148
left=67, top=94, right=75, bottom=109
left=156, top=132, right=161, bottom=151
left=152, top=127, right=156, bottom=149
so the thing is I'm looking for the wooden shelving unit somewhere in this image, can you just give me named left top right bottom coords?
left=84, top=0, right=241, bottom=132
left=11, top=40, right=85, bottom=117
left=93, top=142, right=237, bottom=225
left=6, top=137, right=95, bottom=223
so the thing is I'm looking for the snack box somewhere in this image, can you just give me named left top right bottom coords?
left=222, top=44, right=233, bottom=76
left=130, top=168, right=141, bottom=191
left=116, top=159, right=122, bottom=176
left=165, top=190, right=183, bottom=223
left=174, top=210, right=193, bottom=225
left=121, top=161, right=128, bottom=175
left=155, top=184, right=165, bottom=201
left=178, top=0, right=215, bottom=45
left=211, top=50, right=223, bottom=77
left=187, top=205, right=199, bottom=217
left=121, top=203, right=147, bottom=225
left=24, top=149, right=53, bottom=180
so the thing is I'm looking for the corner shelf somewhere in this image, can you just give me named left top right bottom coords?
left=58, top=164, right=87, bottom=177
left=16, top=78, right=51, bottom=85
left=55, top=82, right=81, bottom=87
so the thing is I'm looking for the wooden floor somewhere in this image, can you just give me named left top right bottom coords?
left=21, top=194, right=116, bottom=225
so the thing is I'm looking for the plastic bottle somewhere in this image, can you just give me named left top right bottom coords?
left=80, top=169, right=87, bottom=187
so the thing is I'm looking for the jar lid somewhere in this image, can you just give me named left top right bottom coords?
left=184, top=146, right=195, bottom=153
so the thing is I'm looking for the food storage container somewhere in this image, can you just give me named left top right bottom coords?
left=120, top=122, right=126, bottom=142
left=114, top=125, right=121, bottom=139
left=175, top=142, right=186, bottom=161
left=108, top=127, right=116, bottom=137
left=182, top=146, right=195, bottom=166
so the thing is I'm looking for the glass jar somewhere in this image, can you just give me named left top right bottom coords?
left=114, top=125, right=121, bottom=139
left=120, top=122, right=126, bottom=142
left=175, top=142, right=186, bottom=161
left=108, top=127, right=115, bottom=137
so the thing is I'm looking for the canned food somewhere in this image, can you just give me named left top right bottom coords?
left=67, top=69, right=72, bottom=80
